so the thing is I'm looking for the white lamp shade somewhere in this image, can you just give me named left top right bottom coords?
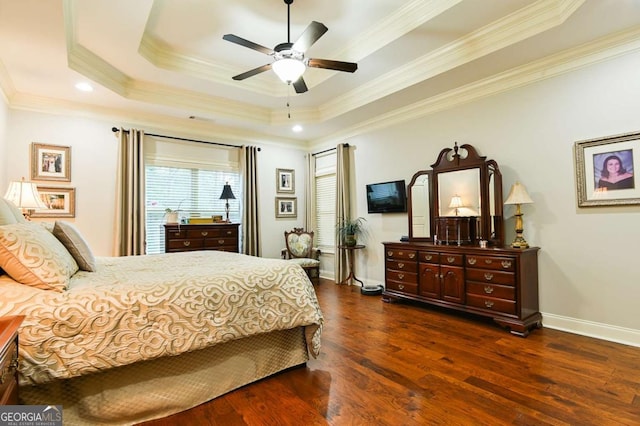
left=448, top=195, right=463, bottom=208
left=504, top=182, right=533, bottom=205
left=272, top=58, right=305, bottom=83
left=4, top=179, right=48, bottom=209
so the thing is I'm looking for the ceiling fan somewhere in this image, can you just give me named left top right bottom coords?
left=222, top=0, right=358, bottom=94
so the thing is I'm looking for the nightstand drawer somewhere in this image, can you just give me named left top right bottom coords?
left=0, top=316, right=23, bottom=406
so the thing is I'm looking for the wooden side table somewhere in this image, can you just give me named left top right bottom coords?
left=0, top=315, right=24, bottom=405
left=337, top=244, right=365, bottom=286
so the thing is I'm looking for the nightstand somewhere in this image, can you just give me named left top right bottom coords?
left=0, top=316, right=24, bottom=405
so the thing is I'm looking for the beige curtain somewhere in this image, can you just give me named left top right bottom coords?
left=114, top=128, right=146, bottom=256
left=334, top=143, right=351, bottom=284
left=241, top=146, right=260, bottom=256
left=304, top=153, right=316, bottom=231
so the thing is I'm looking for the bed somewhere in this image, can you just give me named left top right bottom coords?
left=0, top=200, right=323, bottom=425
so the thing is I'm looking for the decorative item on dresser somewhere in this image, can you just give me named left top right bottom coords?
left=164, top=223, right=239, bottom=253
left=0, top=315, right=24, bottom=405
left=383, top=142, right=542, bottom=337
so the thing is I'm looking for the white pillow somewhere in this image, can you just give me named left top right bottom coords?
left=0, top=223, right=79, bottom=291
left=52, top=221, right=97, bottom=272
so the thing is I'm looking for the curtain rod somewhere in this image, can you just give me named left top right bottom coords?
left=112, top=127, right=260, bottom=151
left=312, top=143, right=349, bottom=156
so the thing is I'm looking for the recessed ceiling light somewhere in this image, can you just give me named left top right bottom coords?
left=75, top=82, right=93, bottom=92
left=292, top=125, right=303, bottom=132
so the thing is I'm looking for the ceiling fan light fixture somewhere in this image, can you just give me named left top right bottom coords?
left=272, top=58, right=305, bottom=83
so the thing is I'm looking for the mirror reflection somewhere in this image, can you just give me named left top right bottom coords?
left=438, top=169, right=480, bottom=217
left=411, top=174, right=430, bottom=237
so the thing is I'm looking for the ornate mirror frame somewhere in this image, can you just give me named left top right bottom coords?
left=407, top=143, right=504, bottom=246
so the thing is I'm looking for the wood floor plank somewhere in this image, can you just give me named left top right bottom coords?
left=139, top=279, right=640, bottom=425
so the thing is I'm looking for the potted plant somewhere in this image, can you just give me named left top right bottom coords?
left=336, top=217, right=367, bottom=247
left=164, top=208, right=179, bottom=224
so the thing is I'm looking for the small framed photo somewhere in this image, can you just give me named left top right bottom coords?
left=275, top=197, right=297, bottom=218
left=574, top=131, right=640, bottom=207
left=31, top=187, right=76, bottom=218
left=276, top=168, right=295, bottom=193
left=31, top=143, right=71, bottom=182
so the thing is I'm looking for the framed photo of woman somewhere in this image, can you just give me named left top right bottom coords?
left=276, top=168, right=295, bottom=194
left=31, top=143, right=71, bottom=182
left=574, top=131, right=640, bottom=207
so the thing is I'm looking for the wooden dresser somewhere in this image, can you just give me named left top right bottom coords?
left=164, top=223, right=240, bottom=253
left=0, top=316, right=24, bottom=405
left=383, top=242, right=541, bottom=336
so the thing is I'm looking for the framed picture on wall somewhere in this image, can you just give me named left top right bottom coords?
left=574, top=131, right=640, bottom=207
left=275, top=197, right=297, bottom=218
left=276, top=168, right=295, bottom=193
left=31, top=143, right=71, bottom=182
left=31, top=186, right=76, bottom=218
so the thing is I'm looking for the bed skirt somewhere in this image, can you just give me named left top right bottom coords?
left=20, top=327, right=309, bottom=425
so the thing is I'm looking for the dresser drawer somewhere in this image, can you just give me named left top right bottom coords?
left=466, top=268, right=515, bottom=286
left=187, top=227, right=238, bottom=238
left=418, top=251, right=439, bottom=264
left=203, top=237, right=238, bottom=249
left=467, top=282, right=515, bottom=300
left=385, top=249, right=417, bottom=261
left=465, top=255, right=515, bottom=271
left=439, top=253, right=463, bottom=267
left=466, top=294, right=516, bottom=315
left=166, top=229, right=187, bottom=239
left=386, top=259, right=418, bottom=273
left=167, top=239, right=204, bottom=251
left=386, top=269, right=418, bottom=285
left=386, top=279, right=418, bottom=295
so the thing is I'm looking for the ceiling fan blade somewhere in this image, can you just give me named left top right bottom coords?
left=292, top=21, right=328, bottom=53
left=223, top=34, right=274, bottom=56
left=292, top=76, right=308, bottom=94
left=307, top=58, right=358, bottom=73
left=232, top=64, right=272, bottom=81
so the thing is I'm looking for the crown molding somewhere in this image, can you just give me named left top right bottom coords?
left=313, top=26, right=640, bottom=146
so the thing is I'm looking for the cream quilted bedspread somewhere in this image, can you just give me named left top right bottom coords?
left=0, top=251, right=323, bottom=386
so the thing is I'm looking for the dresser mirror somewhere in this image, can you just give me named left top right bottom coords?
left=407, top=143, right=504, bottom=246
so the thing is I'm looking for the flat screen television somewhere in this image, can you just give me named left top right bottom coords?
left=366, top=180, right=407, bottom=213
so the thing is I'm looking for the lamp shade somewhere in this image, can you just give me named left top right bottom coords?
left=272, top=58, right=305, bottom=83
left=4, top=178, right=47, bottom=209
left=504, top=182, right=533, bottom=205
left=219, top=183, right=236, bottom=200
left=448, top=195, right=463, bottom=208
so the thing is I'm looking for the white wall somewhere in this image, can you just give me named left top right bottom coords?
left=0, top=94, right=8, bottom=189
left=347, top=50, right=640, bottom=343
left=4, top=109, right=307, bottom=259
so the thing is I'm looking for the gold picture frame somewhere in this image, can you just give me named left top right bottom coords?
left=275, top=197, right=297, bottom=218
left=31, top=186, right=76, bottom=218
left=574, top=131, right=640, bottom=207
left=31, top=143, right=71, bottom=182
left=276, top=168, right=295, bottom=193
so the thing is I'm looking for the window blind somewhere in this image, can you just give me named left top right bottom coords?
left=315, top=152, right=337, bottom=252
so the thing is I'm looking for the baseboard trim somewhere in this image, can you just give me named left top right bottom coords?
left=541, top=312, right=640, bottom=348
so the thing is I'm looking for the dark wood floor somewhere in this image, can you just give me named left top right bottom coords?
left=142, top=278, right=640, bottom=425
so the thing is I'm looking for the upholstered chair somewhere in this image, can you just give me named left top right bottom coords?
left=281, top=228, right=321, bottom=282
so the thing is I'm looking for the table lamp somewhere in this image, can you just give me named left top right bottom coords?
left=504, top=181, right=533, bottom=248
left=219, top=182, right=235, bottom=223
left=448, top=195, right=463, bottom=216
left=4, top=177, right=48, bottom=220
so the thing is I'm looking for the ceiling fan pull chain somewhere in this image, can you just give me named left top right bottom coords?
left=287, top=85, right=292, bottom=119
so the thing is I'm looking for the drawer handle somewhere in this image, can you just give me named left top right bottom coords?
left=218, top=239, right=225, bottom=245
left=484, top=300, right=494, bottom=308
left=502, top=260, right=512, bottom=269
left=408, top=253, right=416, bottom=259
left=397, top=273, right=404, bottom=280
left=183, top=241, right=191, bottom=247
left=468, top=257, right=476, bottom=265
left=484, top=286, right=494, bottom=294
left=226, top=231, right=233, bottom=235
left=424, top=255, right=433, bottom=261
left=201, top=231, right=208, bottom=236
left=387, top=251, right=394, bottom=257
left=173, top=232, right=180, bottom=237
left=398, top=284, right=405, bottom=290
left=484, top=259, right=493, bottom=264
left=447, top=256, right=455, bottom=263
left=484, top=273, right=494, bottom=281
left=398, top=263, right=405, bottom=269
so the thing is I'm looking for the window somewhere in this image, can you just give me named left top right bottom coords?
left=315, top=152, right=336, bottom=252
left=144, top=137, right=240, bottom=254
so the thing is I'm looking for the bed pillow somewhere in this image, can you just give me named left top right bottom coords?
left=52, top=221, right=96, bottom=272
left=0, top=223, right=79, bottom=291
left=0, top=199, right=21, bottom=225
